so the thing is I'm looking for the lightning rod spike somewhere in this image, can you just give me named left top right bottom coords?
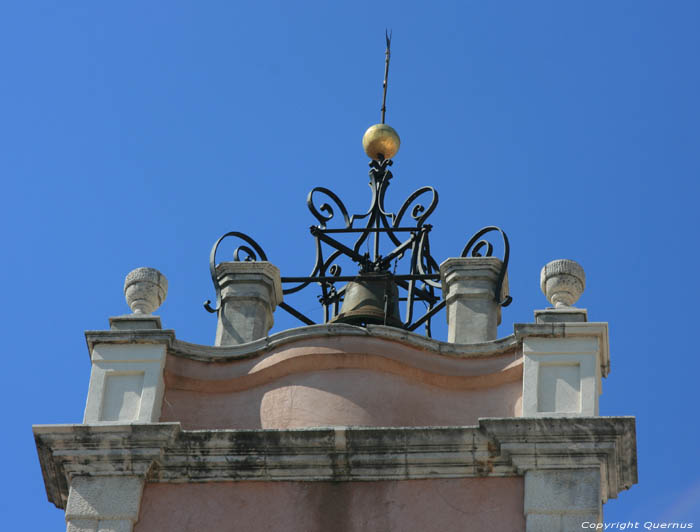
left=381, top=30, right=392, bottom=124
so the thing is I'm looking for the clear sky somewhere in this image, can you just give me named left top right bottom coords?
left=3, top=1, right=699, bottom=528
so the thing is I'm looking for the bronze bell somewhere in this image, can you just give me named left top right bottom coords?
left=332, top=273, right=402, bottom=327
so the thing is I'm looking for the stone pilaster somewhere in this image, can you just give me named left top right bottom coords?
left=439, top=257, right=507, bottom=343
left=215, top=261, right=283, bottom=346
left=66, top=476, right=144, bottom=532
left=524, top=469, right=602, bottom=531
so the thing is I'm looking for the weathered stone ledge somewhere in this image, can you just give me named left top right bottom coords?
left=34, top=417, right=636, bottom=510
left=85, top=322, right=608, bottom=371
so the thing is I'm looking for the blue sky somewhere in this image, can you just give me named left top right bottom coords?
left=3, top=1, right=699, bottom=528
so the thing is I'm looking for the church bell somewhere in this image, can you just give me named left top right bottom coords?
left=331, top=273, right=402, bottom=327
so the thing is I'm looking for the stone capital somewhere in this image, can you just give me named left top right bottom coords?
left=216, top=261, right=283, bottom=304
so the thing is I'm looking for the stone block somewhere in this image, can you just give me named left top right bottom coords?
left=535, top=308, right=588, bottom=323
left=109, top=315, right=162, bottom=331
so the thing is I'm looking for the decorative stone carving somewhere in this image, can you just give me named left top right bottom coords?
left=124, top=267, right=168, bottom=314
left=540, top=259, right=585, bottom=308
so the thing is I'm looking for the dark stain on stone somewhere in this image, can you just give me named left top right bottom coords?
left=475, top=460, right=494, bottom=476
left=486, top=440, right=500, bottom=456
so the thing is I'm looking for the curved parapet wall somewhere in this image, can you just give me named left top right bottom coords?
left=160, top=324, right=523, bottom=430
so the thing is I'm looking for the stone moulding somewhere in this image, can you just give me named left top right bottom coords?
left=164, top=335, right=523, bottom=394
left=34, top=417, right=636, bottom=510
left=84, top=324, right=521, bottom=362
left=84, top=322, right=607, bottom=369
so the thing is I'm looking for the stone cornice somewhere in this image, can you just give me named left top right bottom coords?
left=173, top=324, right=522, bottom=362
left=84, top=329, right=176, bottom=359
left=85, top=322, right=611, bottom=366
left=480, top=417, right=636, bottom=501
left=85, top=323, right=523, bottom=362
left=34, top=417, right=636, bottom=509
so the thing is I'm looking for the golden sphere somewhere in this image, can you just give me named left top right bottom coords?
left=362, top=123, right=400, bottom=160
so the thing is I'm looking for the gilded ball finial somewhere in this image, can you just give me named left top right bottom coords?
left=362, top=124, right=400, bottom=160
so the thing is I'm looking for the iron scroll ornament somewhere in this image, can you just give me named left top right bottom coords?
left=204, top=159, right=511, bottom=337
left=203, top=231, right=268, bottom=315
left=461, top=226, right=512, bottom=308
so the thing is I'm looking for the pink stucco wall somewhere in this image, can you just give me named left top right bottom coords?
left=134, top=478, right=525, bottom=532
left=161, top=336, right=522, bottom=429
left=163, top=368, right=521, bottom=429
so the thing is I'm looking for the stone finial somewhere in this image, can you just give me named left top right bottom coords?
left=124, top=267, right=168, bottom=314
left=540, top=259, right=585, bottom=308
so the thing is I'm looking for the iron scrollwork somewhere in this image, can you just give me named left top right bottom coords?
left=460, top=226, right=512, bottom=307
left=204, top=158, right=512, bottom=337
left=203, top=232, right=269, bottom=314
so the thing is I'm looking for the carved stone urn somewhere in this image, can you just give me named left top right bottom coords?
left=123, top=267, right=168, bottom=314
left=540, top=259, right=585, bottom=308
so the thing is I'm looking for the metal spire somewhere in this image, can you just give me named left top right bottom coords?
left=381, top=30, right=392, bottom=124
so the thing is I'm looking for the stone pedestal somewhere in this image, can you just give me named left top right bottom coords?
left=215, top=261, right=283, bottom=346
left=520, top=323, right=609, bottom=417
left=83, top=338, right=168, bottom=424
left=83, top=268, right=170, bottom=425
left=439, top=257, right=507, bottom=344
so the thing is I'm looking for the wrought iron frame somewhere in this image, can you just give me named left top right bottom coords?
left=204, top=157, right=511, bottom=337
